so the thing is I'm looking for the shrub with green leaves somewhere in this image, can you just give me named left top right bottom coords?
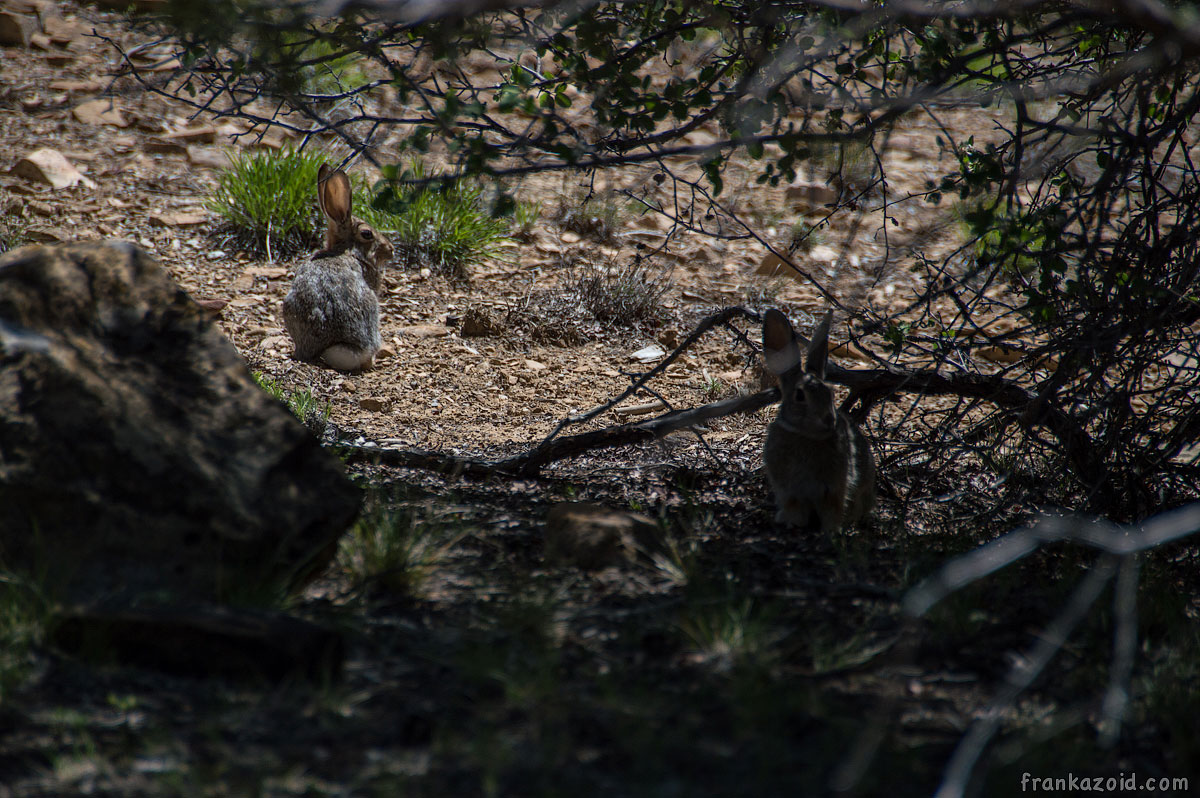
left=207, top=146, right=327, bottom=256
left=366, top=162, right=511, bottom=278
left=280, top=33, right=368, bottom=99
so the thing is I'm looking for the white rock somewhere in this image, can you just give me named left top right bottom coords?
left=11, top=148, right=95, bottom=190
left=632, top=344, right=665, bottom=363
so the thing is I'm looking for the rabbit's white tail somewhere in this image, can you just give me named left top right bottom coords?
left=321, top=344, right=373, bottom=372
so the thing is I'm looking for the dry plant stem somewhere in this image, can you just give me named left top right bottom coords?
left=1100, top=554, right=1139, bottom=748
left=933, top=556, right=1119, bottom=798
left=900, top=503, right=1200, bottom=795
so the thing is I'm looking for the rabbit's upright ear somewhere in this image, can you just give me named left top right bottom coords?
left=805, top=310, right=833, bottom=378
left=319, top=168, right=353, bottom=225
left=316, top=164, right=333, bottom=218
left=763, top=309, right=803, bottom=376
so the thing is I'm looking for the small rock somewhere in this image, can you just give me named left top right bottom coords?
left=785, top=180, right=839, bottom=209
left=11, top=148, right=95, bottom=190
left=148, top=210, right=207, bottom=227
left=165, top=125, right=217, bottom=144
left=544, top=502, right=665, bottom=570
left=460, top=306, right=503, bottom=337
left=0, top=10, right=39, bottom=47
left=44, top=52, right=72, bottom=66
left=25, top=226, right=72, bottom=242
left=259, top=334, right=290, bottom=350
left=632, top=344, right=666, bottom=363
left=144, top=137, right=188, bottom=156
left=26, top=30, right=50, bottom=49
left=359, top=397, right=387, bottom=412
left=244, top=265, right=287, bottom=279
left=42, top=16, right=86, bottom=44
left=185, top=146, right=230, bottom=169
left=195, top=297, right=228, bottom=317
left=657, top=327, right=680, bottom=349
left=757, top=252, right=789, bottom=277
left=73, top=98, right=127, bottom=127
left=399, top=323, right=451, bottom=339
left=560, top=231, right=581, bottom=244
left=524, top=359, right=547, bottom=371
left=47, top=77, right=105, bottom=92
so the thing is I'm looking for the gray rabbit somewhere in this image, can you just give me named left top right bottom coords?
left=283, top=164, right=394, bottom=372
left=762, top=309, right=876, bottom=532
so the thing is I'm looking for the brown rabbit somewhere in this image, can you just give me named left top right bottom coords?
left=283, top=165, right=394, bottom=372
left=762, top=309, right=876, bottom=532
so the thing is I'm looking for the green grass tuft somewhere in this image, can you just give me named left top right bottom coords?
left=511, top=198, right=542, bottom=241
left=206, top=146, right=327, bottom=257
left=554, top=191, right=625, bottom=242
left=0, top=216, right=30, bottom=255
left=337, top=501, right=459, bottom=598
left=252, top=372, right=330, bottom=436
left=0, top=570, right=51, bottom=701
left=365, top=161, right=511, bottom=278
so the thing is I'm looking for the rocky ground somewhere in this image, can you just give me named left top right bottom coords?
left=2, top=1, right=1196, bottom=796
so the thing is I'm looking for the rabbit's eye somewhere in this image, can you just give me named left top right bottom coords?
left=359, top=229, right=374, bottom=241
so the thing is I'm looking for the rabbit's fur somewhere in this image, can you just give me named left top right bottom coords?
left=283, top=165, right=394, bottom=372
left=762, top=309, right=875, bottom=532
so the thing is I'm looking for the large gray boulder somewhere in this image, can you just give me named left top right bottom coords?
left=0, top=241, right=360, bottom=601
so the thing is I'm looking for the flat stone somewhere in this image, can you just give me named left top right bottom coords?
left=10, top=148, right=95, bottom=190
left=73, top=98, right=127, bottom=127
left=42, top=15, right=87, bottom=44
left=0, top=11, right=39, bottom=47
left=47, top=77, right=105, bottom=92
left=785, top=180, right=839, bottom=209
left=195, top=297, right=228, bottom=316
left=185, top=146, right=230, bottom=169
left=148, top=210, right=208, bottom=227
left=164, top=125, right=217, bottom=143
left=144, top=137, right=188, bottom=156
left=399, top=323, right=451, bottom=338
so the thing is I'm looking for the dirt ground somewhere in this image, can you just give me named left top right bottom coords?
left=2, top=3, right=1196, bottom=797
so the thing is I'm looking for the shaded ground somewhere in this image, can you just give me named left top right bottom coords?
left=1, top=2, right=1198, bottom=796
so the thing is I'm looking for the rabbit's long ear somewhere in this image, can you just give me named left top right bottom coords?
left=316, top=164, right=333, bottom=218
left=762, top=309, right=803, bottom=376
left=805, top=310, right=833, bottom=378
left=319, top=168, right=353, bottom=225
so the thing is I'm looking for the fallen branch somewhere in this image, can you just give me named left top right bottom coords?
left=341, top=388, right=780, bottom=477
